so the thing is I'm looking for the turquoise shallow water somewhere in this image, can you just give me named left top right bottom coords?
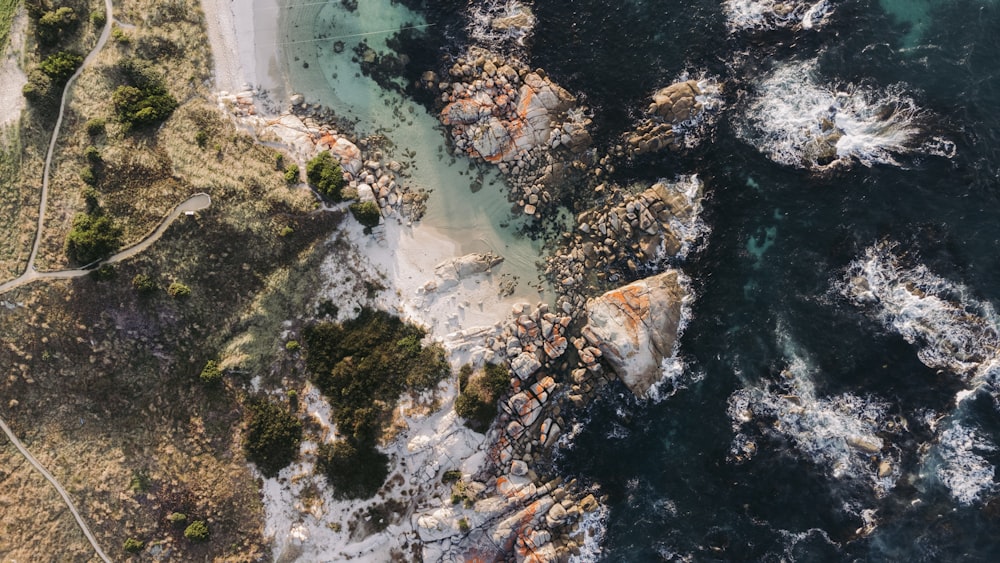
left=291, top=0, right=1000, bottom=559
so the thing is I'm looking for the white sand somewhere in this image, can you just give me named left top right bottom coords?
left=200, top=0, right=283, bottom=93
left=0, top=7, right=28, bottom=129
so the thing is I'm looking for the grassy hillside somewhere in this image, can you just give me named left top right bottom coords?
left=0, top=0, right=18, bottom=52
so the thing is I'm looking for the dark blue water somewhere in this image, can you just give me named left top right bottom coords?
left=397, top=0, right=1000, bottom=560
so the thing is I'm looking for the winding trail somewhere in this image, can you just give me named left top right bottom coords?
left=0, top=417, right=112, bottom=563
left=0, top=2, right=203, bottom=562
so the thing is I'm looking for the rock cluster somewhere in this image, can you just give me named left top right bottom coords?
left=546, top=176, right=705, bottom=312
left=580, top=270, right=689, bottom=397
left=468, top=0, right=537, bottom=47
left=425, top=48, right=593, bottom=216
left=423, top=252, right=505, bottom=293
left=219, top=90, right=429, bottom=224
left=625, top=78, right=724, bottom=156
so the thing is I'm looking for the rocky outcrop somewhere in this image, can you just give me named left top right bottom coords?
left=469, top=0, right=537, bottom=46
left=425, top=252, right=504, bottom=293
left=547, top=176, right=705, bottom=314
left=626, top=78, right=723, bottom=156
left=426, top=48, right=593, bottom=216
left=581, top=270, right=689, bottom=397
left=219, top=90, right=428, bottom=222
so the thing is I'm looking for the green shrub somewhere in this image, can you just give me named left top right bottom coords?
left=81, top=187, right=100, bottom=213
left=198, top=360, right=222, bottom=384
left=279, top=225, right=294, bottom=237
left=195, top=129, right=208, bottom=148
left=316, top=440, right=388, bottom=500
left=183, top=520, right=209, bottom=542
left=83, top=145, right=101, bottom=163
left=167, top=512, right=187, bottom=527
left=285, top=340, right=300, bottom=352
left=37, top=7, right=78, bottom=46
left=349, top=201, right=381, bottom=230
left=132, top=273, right=157, bottom=294
left=441, top=469, right=462, bottom=484
left=111, top=26, right=129, bottom=43
left=90, top=9, right=106, bottom=27
left=167, top=281, right=191, bottom=298
left=85, top=118, right=106, bottom=137
left=305, top=152, right=345, bottom=201
left=21, top=77, right=48, bottom=102
left=112, top=60, right=178, bottom=129
left=65, top=213, right=121, bottom=265
left=283, top=163, right=299, bottom=184
left=123, top=538, right=144, bottom=553
left=458, top=518, right=470, bottom=532
left=242, top=397, right=302, bottom=478
left=454, top=363, right=510, bottom=432
left=79, top=166, right=96, bottom=185
left=38, top=51, right=83, bottom=85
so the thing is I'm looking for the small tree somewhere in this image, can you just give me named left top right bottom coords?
left=305, top=152, right=345, bottom=201
left=243, top=398, right=303, bottom=477
left=284, top=163, right=299, bottom=184
left=37, top=7, right=78, bottom=46
left=199, top=360, right=222, bottom=384
left=123, top=538, right=144, bottom=553
left=132, top=273, right=157, bottom=294
left=65, top=213, right=121, bottom=265
left=349, top=201, right=381, bottom=230
left=184, top=520, right=209, bottom=542
left=167, top=281, right=191, bottom=298
left=167, top=512, right=187, bottom=528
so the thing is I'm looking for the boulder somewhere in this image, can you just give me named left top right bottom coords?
left=431, top=252, right=504, bottom=291
left=511, top=352, right=542, bottom=380
left=582, top=270, right=687, bottom=396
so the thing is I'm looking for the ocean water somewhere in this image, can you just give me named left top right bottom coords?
left=293, top=0, right=1000, bottom=560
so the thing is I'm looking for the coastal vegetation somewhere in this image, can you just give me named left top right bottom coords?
left=241, top=397, right=302, bottom=478
left=305, top=308, right=450, bottom=498
left=0, top=0, right=18, bottom=51
left=306, top=151, right=346, bottom=201
left=0, top=0, right=343, bottom=558
left=455, top=362, right=511, bottom=432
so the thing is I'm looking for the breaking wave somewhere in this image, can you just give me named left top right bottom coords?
left=467, top=0, right=536, bottom=48
left=842, top=241, right=1000, bottom=386
left=727, top=331, right=902, bottom=496
left=736, top=60, right=948, bottom=171
left=929, top=422, right=997, bottom=505
left=723, top=0, right=835, bottom=32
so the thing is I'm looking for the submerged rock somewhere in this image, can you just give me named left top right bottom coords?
left=582, top=270, right=688, bottom=396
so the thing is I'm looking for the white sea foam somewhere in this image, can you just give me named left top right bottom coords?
left=737, top=60, right=940, bottom=171
left=728, top=333, right=900, bottom=495
left=568, top=500, right=609, bottom=563
left=649, top=269, right=701, bottom=403
left=467, top=0, right=536, bottom=48
left=842, top=241, right=1000, bottom=386
left=660, top=175, right=711, bottom=263
left=723, top=0, right=834, bottom=32
left=666, top=74, right=726, bottom=150
left=930, top=423, right=996, bottom=505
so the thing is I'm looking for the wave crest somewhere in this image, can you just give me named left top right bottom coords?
left=737, top=60, right=945, bottom=171
left=723, top=0, right=834, bottom=32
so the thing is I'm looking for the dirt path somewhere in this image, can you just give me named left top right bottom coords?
left=0, top=417, right=113, bottom=563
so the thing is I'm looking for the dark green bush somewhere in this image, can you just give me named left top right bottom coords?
left=22, top=67, right=55, bottom=104
left=83, top=145, right=101, bottom=163
left=39, top=51, right=83, bottom=85
left=305, top=151, right=345, bottom=201
left=85, top=118, right=105, bottom=137
left=167, top=512, right=187, bottom=527
left=441, top=469, right=462, bottom=484
left=304, top=309, right=450, bottom=497
left=90, top=9, right=106, bottom=27
left=283, top=163, right=299, bottom=184
left=316, top=440, right=388, bottom=500
left=65, top=212, right=121, bottom=265
left=195, top=130, right=208, bottom=148
left=349, top=201, right=381, bottom=230
left=79, top=165, right=96, bottom=185
left=167, top=281, right=190, bottom=298
left=242, top=398, right=302, bottom=478
left=132, top=273, right=157, bottom=294
left=123, top=538, right=144, bottom=553
left=454, top=363, right=510, bottom=432
left=112, top=60, right=178, bottom=129
left=183, top=520, right=209, bottom=542
left=198, top=360, right=222, bottom=384
left=37, top=6, right=78, bottom=46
